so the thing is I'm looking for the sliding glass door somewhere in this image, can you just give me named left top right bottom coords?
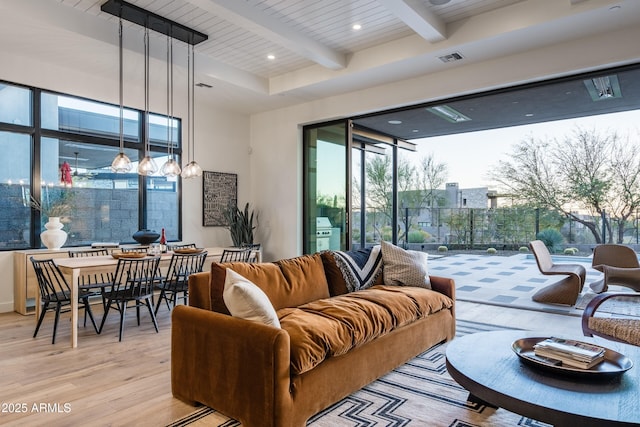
left=302, top=121, right=349, bottom=254
left=303, top=121, right=416, bottom=253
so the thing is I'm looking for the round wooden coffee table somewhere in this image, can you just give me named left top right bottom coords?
left=445, top=330, right=640, bottom=426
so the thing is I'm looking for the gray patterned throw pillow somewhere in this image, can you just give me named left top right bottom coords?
left=380, top=240, right=431, bottom=289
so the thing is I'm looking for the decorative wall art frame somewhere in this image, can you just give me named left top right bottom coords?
left=202, top=171, right=237, bottom=227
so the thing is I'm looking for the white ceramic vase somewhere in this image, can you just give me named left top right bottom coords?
left=40, top=217, right=68, bottom=250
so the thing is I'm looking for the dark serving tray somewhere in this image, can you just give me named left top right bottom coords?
left=512, top=337, right=634, bottom=379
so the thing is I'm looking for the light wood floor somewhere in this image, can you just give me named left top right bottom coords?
left=0, top=299, right=585, bottom=426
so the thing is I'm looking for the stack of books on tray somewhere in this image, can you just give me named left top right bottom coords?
left=533, top=337, right=606, bottom=369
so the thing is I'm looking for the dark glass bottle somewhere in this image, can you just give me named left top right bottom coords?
left=160, top=228, right=167, bottom=253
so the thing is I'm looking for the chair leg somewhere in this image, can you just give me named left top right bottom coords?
left=98, top=298, right=112, bottom=334
left=119, top=301, right=127, bottom=342
left=33, top=302, right=50, bottom=339
left=145, top=298, right=159, bottom=333
left=154, top=289, right=168, bottom=315
left=83, top=297, right=99, bottom=334
left=52, top=302, right=63, bottom=345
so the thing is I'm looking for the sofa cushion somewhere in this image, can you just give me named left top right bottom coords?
left=279, top=285, right=453, bottom=375
left=275, top=253, right=330, bottom=306
left=321, top=249, right=384, bottom=296
left=210, top=262, right=289, bottom=314
left=223, top=269, right=281, bottom=328
left=381, top=240, right=431, bottom=289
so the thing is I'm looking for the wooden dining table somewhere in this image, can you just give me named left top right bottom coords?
left=54, top=247, right=255, bottom=348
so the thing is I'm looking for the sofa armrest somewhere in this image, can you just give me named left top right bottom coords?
left=188, top=271, right=212, bottom=310
left=429, top=275, right=455, bottom=320
left=429, top=275, right=455, bottom=301
left=171, top=305, right=292, bottom=427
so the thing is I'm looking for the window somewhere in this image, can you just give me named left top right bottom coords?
left=0, top=131, right=31, bottom=249
left=0, top=84, right=31, bottom=126
left=0, top=81, right=182, bottom=250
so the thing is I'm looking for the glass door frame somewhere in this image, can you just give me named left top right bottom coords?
left=302, top=120, right=415, bottom=253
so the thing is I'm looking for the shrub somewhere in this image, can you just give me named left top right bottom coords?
left=486, top=247, right=497, bottom=254
left=437, top=245, right=448, bottom=252
left=536, top=228, right=564, bottom=253
left=564, top=247, right=579, bottom=255
left=408, top=230, right=430, bottom=243
left=519, top=246, right=529, bottom=252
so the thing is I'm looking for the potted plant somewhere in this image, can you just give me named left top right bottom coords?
left=224, top=202, right=256, bottom=247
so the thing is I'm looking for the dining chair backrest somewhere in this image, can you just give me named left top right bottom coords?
left=67, top=248, right=113, bottom=289
left=105, top=257, right=161, bottom=299
left=68, top=248, right=110, bottom=257
left=165, top=252, right=208, bottom=286
left=31, top=257, right=72, bottom=303
left=242, top=243, right=261, bottom=262
left=220, top=248, right=252, bottom=263
left=167, top=243, right=197, bottom=251
left=121, top=247, right=149, bottom=253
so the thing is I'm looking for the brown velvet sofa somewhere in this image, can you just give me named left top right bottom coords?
left=171, top=251, right=456, bottom=427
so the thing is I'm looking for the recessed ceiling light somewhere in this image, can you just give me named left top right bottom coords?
left=412, top=129, right=419, bottom=133
left=525, top=113, right=534, bottom=117
left=352, top=24, right=362, bottom=31
left=388, top=120, right=402, bottom=125
left=267, top=54, right=275, bottom=60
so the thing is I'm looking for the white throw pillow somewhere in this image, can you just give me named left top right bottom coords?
left=223, top=269, right=281, bottom=328
left=380, top=240, right=431, bottom=289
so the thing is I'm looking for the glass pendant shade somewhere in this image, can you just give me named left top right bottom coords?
left=161, top=158, right=181, bottom=177
left=182, top=44, right=202, bottom=179
left=111, top=17, right=133, bottom=173
left=181, top=160, right=203, bottom=179
left=137, top=155, right=158, bottom=175
left=112, top=152, right=132, bottom=173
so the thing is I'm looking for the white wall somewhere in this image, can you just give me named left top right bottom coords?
left=250, top=25, right=640, bottom=262
left=0, top=50, right=250, bottom=313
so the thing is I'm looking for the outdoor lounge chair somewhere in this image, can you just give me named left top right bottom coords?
left=582, top=292, right=640, bottom=347
left=589, top=244, right=640, bottom=293
left=529, top=240, right=586, bottom=305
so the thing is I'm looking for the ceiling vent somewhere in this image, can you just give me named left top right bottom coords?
left=583, top=75, right=622, bottom=101
left=438, top=52, right=464, bottom=63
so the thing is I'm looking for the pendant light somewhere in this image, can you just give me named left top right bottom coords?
left=111, top=16, right=133, bottom=173
left=138, top=26, right=158, bottom=176
left=181, top=43, right=203, bottom=179
left=161, top=34, right=181, bottom=177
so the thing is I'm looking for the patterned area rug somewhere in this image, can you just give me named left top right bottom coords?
left=429, top=254, right=600, bottom=316
left=167, top=319, right=551, bottom=427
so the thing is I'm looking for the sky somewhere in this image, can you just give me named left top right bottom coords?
left=411, top=110, right=640, bottom=190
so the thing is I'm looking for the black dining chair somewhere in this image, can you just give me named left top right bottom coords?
left=31, top=257, right=99, bottom=344
left=220, top=248, right=252, bottom=263
left=68, top=248, right=113, bottom=311
left=154, top=251, right=208, bottom=314
left=98, top=256, right=161, bottom=342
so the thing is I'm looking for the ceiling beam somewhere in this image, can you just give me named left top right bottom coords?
left=378, top=0, right=447, bottom=43
left=184, top=0, right=347, bottom=70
